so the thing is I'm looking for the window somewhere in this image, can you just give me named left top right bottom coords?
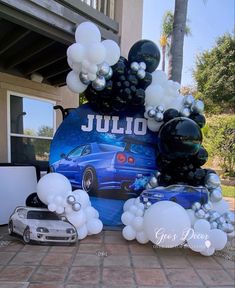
left=8, top=93, right=55, bottom=171
left=68, top=145, right=86, bottom=158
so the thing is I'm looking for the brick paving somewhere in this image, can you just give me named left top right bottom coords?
left=0, top=227, right=234, bottom=288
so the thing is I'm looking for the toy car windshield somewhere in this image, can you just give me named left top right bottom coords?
left=27, top=210, right=60, bottom=220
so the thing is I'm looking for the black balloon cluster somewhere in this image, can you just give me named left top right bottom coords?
left=156, top=113, right=209, bottom=187
left=84, top=40, right=160, bottom=114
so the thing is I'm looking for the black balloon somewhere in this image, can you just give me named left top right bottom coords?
left=128, top=40, right=160, bottom=73
left=190, top=113, right=206, bottom=128
left=26, top=193, right=47, bottom=208
left=158, top=117, right=202, bottom=159
left=192, top=146, right=208, bottom=167
left=163, top=109, right=180, bottom=123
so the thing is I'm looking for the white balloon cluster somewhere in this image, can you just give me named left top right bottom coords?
left=37, top=173, right=103, bottom=240
left=187, top=219, right=228, bottom=256
left=66, top=21, right=120, bottom=93
left=144, top=70, right=183, bottom=132
left=121, top=198, right=149, bottom=244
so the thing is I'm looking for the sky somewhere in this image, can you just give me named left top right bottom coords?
left=142, top=0, right=234, bottom=87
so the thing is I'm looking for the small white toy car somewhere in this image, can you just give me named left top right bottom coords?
left=8, top=206, right=77, bottom=244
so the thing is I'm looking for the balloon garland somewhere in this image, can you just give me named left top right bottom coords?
left=63, top=21, right=235, bottom=254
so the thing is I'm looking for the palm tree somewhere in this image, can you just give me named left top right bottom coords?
left=160, top=10, right=190, bottom=74
left=160, top=11, right=174, bottom=71
left=168, top=0, right=189, bottom=83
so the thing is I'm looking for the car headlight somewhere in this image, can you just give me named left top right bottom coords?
left=36, top=227, right=49, bottom=233
left=66, top=228, right=75, bottom=234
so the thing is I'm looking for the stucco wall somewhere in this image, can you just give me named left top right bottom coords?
left=115, top=0, right=143, bottom=58
left=0, top=72, right=79, bottom=162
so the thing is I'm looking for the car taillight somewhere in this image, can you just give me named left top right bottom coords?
left=128, top=156, right=135, bottom=164
left=117, top=153, right=126, bottom=163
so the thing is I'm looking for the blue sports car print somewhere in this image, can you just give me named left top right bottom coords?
left=140, top=185, right=209, bottom=209
left=50, top=142, right=156, bottom=195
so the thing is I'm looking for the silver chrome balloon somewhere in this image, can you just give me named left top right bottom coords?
left=97, top=62, right=110, bottom=77
left=72, top=201, right=81, bottom=211
left=79, top=72, right=91, bottom=85
left=195, top=209, right=206, bottom=219
left=154, top=112, right=164, bottom=122
left=142, top=196, right=149, bottom=203
left=149, top=176, right=158, bottom=188
left=130, top=61, right=139, bottom=72
left=202, top=201, right=213, bottom=212
left=210, top=188, right=223, bottom=202
left=218, top=223, right=234, bottom=233
left=205, top=173, right=221, bottom=190
left=204, top=212, right=210, bottom=220
left=147, top=109, right=156, bottom=118
left=223, top=212, right=235, bottom=224
left=92, top=76, right=106, bottom=91
left=156, top=105, right=165, bottom=113
left=180, top=107, right=191, bottom=117
left=216, top=216, right=226, bottom=224
left=139, top=61, right=147, bottom=70
left=210, top=221, right=218, bottom=229
left=67, top=195, right=76, bottom=205
left=146, top=201, right=152, bottom=208
left=105, top=67, right=113, bottom=80
left=183, top=95, right=195, bottom=107
left=192, top=202, right=201, bottom=211
left=191, top=99, right=205, bottom=114
left=208, top=211, right=220, bottom=222
left=137, top=68, right=146, bottom=79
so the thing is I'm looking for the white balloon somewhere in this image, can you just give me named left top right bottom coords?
left=66, top=210, right=86, bottom=228
left=212, top=199, right=230, bottom=214
left=122, top=225, right=136, bottom=241
left=102, top=39, right=120, bottom=65
left=75, top=21, right=101, bottom=45
left=67, top=43, right=85, bottom=64
left=187, top=209, right=197, bottom=227
left=37, top=173, right=72, bottom=205
left=194, top=220, right=211, bottom=233
left=123, top=198, right=136, bottom=212
left=151, top=70, right=168, bottom=86
left=87, top=64, right=98, bottom=75
left=56, top=206, right=64, bottom=214
left=129, top=205, right=138, bottom=215
left=73, top=189, right=90, bottom=208
left=86, top=42, right=106, bottom=65
left=187, top=236, right=207, bottom=252
left=135, top=209, right=144, bottom=217
left=134, top=197, right=140, bottom=205
left=54, top=196, right=63, bottom=205
left=144, top=201, right=191, bottom=248
left=66, top=71, right=87, bottom=93
left=65, top=205, right=73, bottom=214
left=72, top=62, right=82, bottom=73
left=87, top=73, right=97, bottom=81
left=147, top=119, right=163, bottom=132
left=132, top=216, right=144, bottom=232
left=86, top=218, right=103, bottom=234
left=85, top=206, right=99, bottom=221
left=77, top=225, right=88, bottom=240
left=48, top=203, right=56, bottom=212
left=200, top=246, right=215, bottom=256
left=209, top=229, right=227, bottom=250
left=121, top=211, right=135, bottom=226
left=145, top=85, right=164, bottom=107
left=137, top=203, right=145, bottom=210
left=136, top=231, right=149, bottom=244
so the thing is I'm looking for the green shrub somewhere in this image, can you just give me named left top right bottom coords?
left=202, top=114, right=235, bottom=176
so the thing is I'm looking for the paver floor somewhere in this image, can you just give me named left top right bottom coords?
left=0, top=226, right=234, bottom=288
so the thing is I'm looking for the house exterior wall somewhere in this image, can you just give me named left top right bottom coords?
left=0, top=72, right=78, bottom=162
left=115, top=0, right=143, bottom=58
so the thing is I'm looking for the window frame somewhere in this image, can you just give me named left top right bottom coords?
left=7, top=91, right=56, bottom=164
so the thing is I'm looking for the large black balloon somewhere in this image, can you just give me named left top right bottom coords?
left=158, top=117, right=202, bottom=159
left=190, top=113, right=206, bottom=128
left=163, top=109, right=180, bottom=123
left=128, top=40, right=160, bottom=73
left=26, top=193, right=47, bottom=208
left=191, top=146, right=208, bottom=167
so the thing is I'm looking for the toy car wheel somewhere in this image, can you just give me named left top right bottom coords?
left=8, top=221, right=14, bottom=235
left=23, top=227, right=31, bottom=244
left=82, top=167, right=98, bottom=195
